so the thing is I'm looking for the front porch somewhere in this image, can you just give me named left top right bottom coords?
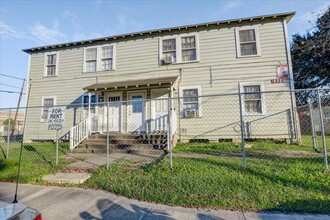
left=70, top=76, right=178, bottom=150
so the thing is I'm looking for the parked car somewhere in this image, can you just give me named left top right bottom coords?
left=0, top=201, right=42, bottom=220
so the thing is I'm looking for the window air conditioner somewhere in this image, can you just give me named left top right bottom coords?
left=184, top=109, right=197, bottom=118
left=162, top=56, right=173, bottom=64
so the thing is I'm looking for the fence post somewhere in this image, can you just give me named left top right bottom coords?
left=238, top=83, right=246, bottom=169
left=287, top=109, right=294, bottom=145
left=56, top=129, right=59, bottom=167
left=309, top=102, right=318, bottom=150
left=317, top=89, right=328, bottom=169
left=106, top=101, right=110, bottom=170
left=6, top=108, right=11, bottom=159
left=167, top=96, right=172, bottom=167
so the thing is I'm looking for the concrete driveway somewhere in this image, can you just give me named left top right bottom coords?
left=0, top=182, right=329, bottom=220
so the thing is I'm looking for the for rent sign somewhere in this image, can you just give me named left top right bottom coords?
left=47, top=107, right=66, bottom=130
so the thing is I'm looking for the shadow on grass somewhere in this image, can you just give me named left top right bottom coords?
left=263, top=199, right=330, bottom=214
left=0, top=159, right=6, bottom=171
left=24, top=145, right=53, bottom=166
left=190, top=157, right=330, bottom=195
left=0, top=146, right=6, bottom=158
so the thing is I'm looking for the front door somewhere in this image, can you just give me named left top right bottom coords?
left=127, top=91, right=146, bottom=132
left=151, top=90, right=169, bottom=132
left=105, top=94, right=122, bottom=132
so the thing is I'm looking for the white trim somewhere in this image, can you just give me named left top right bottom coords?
left=151, top=89, right=169, bottom=132
left=180, top=85, right=202, bottom=118
left=159, top=33, right=200, bottom=65
left=127, top=90, right=147, bottom=132
left=43, top=51, right=59, bottom=77
left=235, top=25, right=261, bottom=58
left=83, top=43, right=116, bottom=73
left=105, top=92, right=123, bottom=132
left=40, top=96, right=57, bottom=122
left=240, top=82, right=266, bottom=115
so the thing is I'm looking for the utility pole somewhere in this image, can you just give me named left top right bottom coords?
left=11, top=79, right=26, bottom=136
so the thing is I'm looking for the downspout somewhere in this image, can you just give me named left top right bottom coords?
left=282, top=16, right=301, bottom=144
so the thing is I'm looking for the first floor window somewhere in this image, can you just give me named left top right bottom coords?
left=323, top=107, right=330, bottom=120
left=243, top=84, right=263, bottom=114
left=181, top=86, right=201, bottom=117
left=83, top=94, right=98, bottom=114
left=41, top=97, right=55, bottom=121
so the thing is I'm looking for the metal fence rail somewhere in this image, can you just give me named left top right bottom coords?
left=0, top=88, right=329, bottom=173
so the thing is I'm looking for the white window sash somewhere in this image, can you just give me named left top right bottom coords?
left=83, top=44, right=116, bottom=72
left=180, top=85, right=202, bottom=117
left=40, top=96, right=57, bottom=122
left=43, top=52, right=59, bottom=76
left=240, top=82, right=265, bottom=115
left=235, top=26, right=261, bottom=58
left=159, top=33, right=200, bottom=65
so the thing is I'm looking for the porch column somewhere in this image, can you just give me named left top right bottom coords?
left=88, top=92, right=91, bottom=135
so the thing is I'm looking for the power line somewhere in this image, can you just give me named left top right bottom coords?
left=0, top=83, right=22, bottom=89
left=0, top=90, right=26, bottom=95
left=0, top=73, right=25, bottom=81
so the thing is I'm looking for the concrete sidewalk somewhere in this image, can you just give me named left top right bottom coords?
left=0, top=182, right=329, bottom=220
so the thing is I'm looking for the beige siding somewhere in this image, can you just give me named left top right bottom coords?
left=24, top=18, right=293, bottom=141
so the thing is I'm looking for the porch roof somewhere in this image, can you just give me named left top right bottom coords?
left=83, top=76, right=178, bottom=91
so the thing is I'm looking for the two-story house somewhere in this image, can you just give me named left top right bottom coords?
left=22, top=12, right=297, bottom=147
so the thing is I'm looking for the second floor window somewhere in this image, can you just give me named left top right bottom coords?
left=161, top=34, right=199, bottom=64
left=85, top=48, right=97, bottom=72
left=84, top=44, right=116, bottom=72
left=235, top=26, right=261, bottom=57
left=44, top=52, right=58, bottom=76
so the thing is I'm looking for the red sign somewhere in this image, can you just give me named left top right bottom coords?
left=276, top=64, right=289, bottom=78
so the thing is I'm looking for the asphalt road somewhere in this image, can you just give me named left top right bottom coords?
left=0, top=182, right=329, bottom=220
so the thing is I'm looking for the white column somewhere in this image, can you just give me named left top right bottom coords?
left=88, top=92, right=91, bottom=135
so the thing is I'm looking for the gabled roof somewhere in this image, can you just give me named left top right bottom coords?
left=22, top=11, right=295, bottom=54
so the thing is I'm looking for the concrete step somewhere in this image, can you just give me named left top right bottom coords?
left=72, top=147, right=165, bottom=155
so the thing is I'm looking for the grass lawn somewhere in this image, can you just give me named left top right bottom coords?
left=0, top=141, right=73, bottom=183
left=85, top=140, right=330, bottom=213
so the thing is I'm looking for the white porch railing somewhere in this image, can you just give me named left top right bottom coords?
left=70, top=116, right=90, bottom=150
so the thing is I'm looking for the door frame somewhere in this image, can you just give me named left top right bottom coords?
left=126, top=90, right=147, bottom=133
left=104, top=92, right=123, bottom=132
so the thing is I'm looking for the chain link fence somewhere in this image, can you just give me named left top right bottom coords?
left=0, top=88, right=329, bottom=182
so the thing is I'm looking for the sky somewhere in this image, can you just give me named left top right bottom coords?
left=0, top=0, right=329, bottom=109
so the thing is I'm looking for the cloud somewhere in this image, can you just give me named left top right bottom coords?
left=29, top=23, right=67, bottom=44
left=0, top=20, right=26, bottom=39
left=295, top=2, right=329, bottom=23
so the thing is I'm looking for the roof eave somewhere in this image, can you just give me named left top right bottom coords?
left=22, top=11, right=296, bottom=54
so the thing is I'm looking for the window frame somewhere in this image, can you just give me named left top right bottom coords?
left=159, top=33, right=200, bottom=65
left=43, top=52, right=59, bottom=77
left=40, top=96, right=57, bottom=122
left=240, top=82, right=265, bottom=115
left=180, top=85, right=202, bottom=118
left=83, top=44, right=116, bottom=73
left=323, top=107, right=330, bottom=121
left=235, top=26, right=261, bottom=58
left=81, top=93, right=99, bottom=114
